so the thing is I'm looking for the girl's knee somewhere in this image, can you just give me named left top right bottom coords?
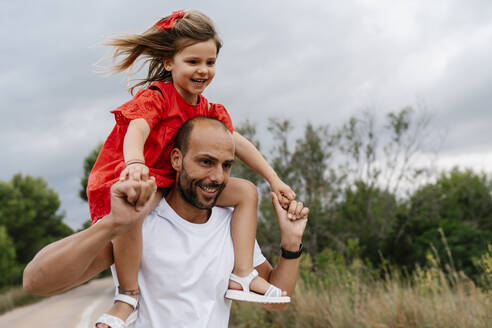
left=232, top=179, right=258, bottom=205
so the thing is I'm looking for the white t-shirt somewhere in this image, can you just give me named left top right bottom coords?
left=113, top=197, right=266, bottom=328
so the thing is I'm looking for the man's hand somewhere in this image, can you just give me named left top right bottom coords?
left=106, top=177, right=158, bottom=237
left=271, top=192, right=308, bottom=251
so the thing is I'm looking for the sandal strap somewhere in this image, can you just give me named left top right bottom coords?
left=229, top=269, right=259, bottom=293
left=265, top=285, right=282, bottom=297
left=95, top=314, right=125, bottom=328
left=114, top=293, right=138, bottom=310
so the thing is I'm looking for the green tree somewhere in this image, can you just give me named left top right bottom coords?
left=337, top=181, right=401, bottom=264
left=330, top=108, right=432, bottom=266
left=0, top=225, right=19, bottom=287
left=255, top=120, right=343, bottom=258
left=390, top=169, right=492, bottom=277
left=239, top=108, right=432, bottom=263
left=0, top=174, right=72, bottom=265
left=79, top=143, right=103, bottom=201
left=289, top=123, right=342, bottom=256
left=337, top=107, right=431, bottom=195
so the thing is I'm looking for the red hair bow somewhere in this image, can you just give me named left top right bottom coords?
left=156, top=10, right=186, bottom=30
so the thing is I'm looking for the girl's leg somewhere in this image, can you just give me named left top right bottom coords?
left=96, top=220, right=142, bottom=327
left=216, top=177, right=271, bottom=294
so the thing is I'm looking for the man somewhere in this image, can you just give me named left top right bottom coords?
left=23, top=117, right=308, bottom=327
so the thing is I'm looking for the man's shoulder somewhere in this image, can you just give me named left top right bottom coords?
left=150, top=194, right=169, bottom=215
left=212, top=205, right=234, bottom=218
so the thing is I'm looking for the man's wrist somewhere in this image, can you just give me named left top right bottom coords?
left=280, top=237, right=302, bottom=252
left=100, top=212, right=128, bottom=240
left=92, top=216, right=116, bottom=241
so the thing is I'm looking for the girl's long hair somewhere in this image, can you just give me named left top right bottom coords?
left=103, top=10, right=222, bottom=94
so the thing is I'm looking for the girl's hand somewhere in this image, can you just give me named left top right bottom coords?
left=120, top=162, right=150, bottom=182
left=270, top=179, right=296, bottom=211
left=271, top=192, right=308, bottom=244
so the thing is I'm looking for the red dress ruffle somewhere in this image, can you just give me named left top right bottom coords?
left=87, top=82, right=234, bottom=222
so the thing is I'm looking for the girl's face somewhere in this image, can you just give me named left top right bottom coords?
left=164, top=39, right=217, bottom=104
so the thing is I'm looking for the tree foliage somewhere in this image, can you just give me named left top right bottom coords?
left=0, top=174, right=73, bottom=287
left=79, top=143, right=103, bottom=202
left=232, top=108, right=492, bottom=281
left=389, top=169, right=492, bottom=277
left=0, top=174, right=72, bottom=266
left=0, top=225, right=19, bottom=287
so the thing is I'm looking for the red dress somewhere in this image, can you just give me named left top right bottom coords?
left=87, top=82, right=234, bottom=222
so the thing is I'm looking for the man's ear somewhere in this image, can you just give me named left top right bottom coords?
left=170, top=148, right=183, bottom=170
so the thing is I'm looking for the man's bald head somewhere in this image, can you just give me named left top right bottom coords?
left=174, top=117, right=232, bottom=157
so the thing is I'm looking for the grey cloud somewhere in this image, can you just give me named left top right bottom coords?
left=2, top=1, right=492, bottom=229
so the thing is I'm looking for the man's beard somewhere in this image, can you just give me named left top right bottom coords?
left=177, top=165, right=225, bottom=210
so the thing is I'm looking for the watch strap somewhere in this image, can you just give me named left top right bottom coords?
left=280, top=242, right=303, bottom=259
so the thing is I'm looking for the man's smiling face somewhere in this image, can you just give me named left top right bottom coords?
left=174, top=120, right=235, bottom=210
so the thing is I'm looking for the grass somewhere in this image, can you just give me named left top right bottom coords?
left=230, top=247, right=492, bottom=328
left=0, top=286, right=43, bottom=315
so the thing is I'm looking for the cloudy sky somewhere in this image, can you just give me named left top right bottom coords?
left=2, top=0, right=492, bottom=229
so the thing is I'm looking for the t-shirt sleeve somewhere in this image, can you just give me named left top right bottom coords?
left=209, top=103, right=234, bottom=133
left=111, top=89, right=166, bottom=130
left=253, top=239, right=267, bottom=267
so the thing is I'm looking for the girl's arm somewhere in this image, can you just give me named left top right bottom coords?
left=120, top=118, right=151, bottom=181
left=233, top=131, right=296, bottom=208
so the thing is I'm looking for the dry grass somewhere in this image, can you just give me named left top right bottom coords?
left=0, top=286, right=42, bottom=315
left=231, top=279, right=491, bottom=328
left=230, top=250, right=492, bottom=328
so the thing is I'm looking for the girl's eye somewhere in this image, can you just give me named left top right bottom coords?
left=207, top=61, right=216, bottom=66
left=188, top=60, right=198, bottom=64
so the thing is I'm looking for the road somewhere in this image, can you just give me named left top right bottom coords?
left=0, top=277, right=115, bottom=328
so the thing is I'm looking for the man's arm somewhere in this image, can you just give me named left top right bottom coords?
left=23, top=179, right=159, bottom=296
left=23, top=222, right=115, bottom=296
left=256, top=193, right=308, bottom=311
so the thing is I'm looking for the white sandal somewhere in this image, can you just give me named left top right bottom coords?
left=225, top=269, right=291, bottom=303
left=95, top=293, right=138, bottom=328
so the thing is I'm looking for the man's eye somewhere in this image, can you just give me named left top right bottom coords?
left=223, top=162, right=232, bottom=169
left=202, top=159, right=211, bottom=165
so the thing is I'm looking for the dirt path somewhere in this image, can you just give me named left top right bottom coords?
left=0, top=277, right=114, bottom=328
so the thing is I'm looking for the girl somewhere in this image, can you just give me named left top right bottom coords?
left=88, top=10, right=296, bottom=328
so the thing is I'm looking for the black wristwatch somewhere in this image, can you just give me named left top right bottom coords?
left=280, top=243, right=303, bottom=259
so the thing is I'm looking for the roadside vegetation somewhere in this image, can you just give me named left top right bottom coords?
left=229, top=108, right=492, bottom=327
left=230, top=243, right=492, bottom=327
left=0, top=286, right=42, bottom=315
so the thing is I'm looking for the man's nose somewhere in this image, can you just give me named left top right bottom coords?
left=209, top=165, right=225, bottom=184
